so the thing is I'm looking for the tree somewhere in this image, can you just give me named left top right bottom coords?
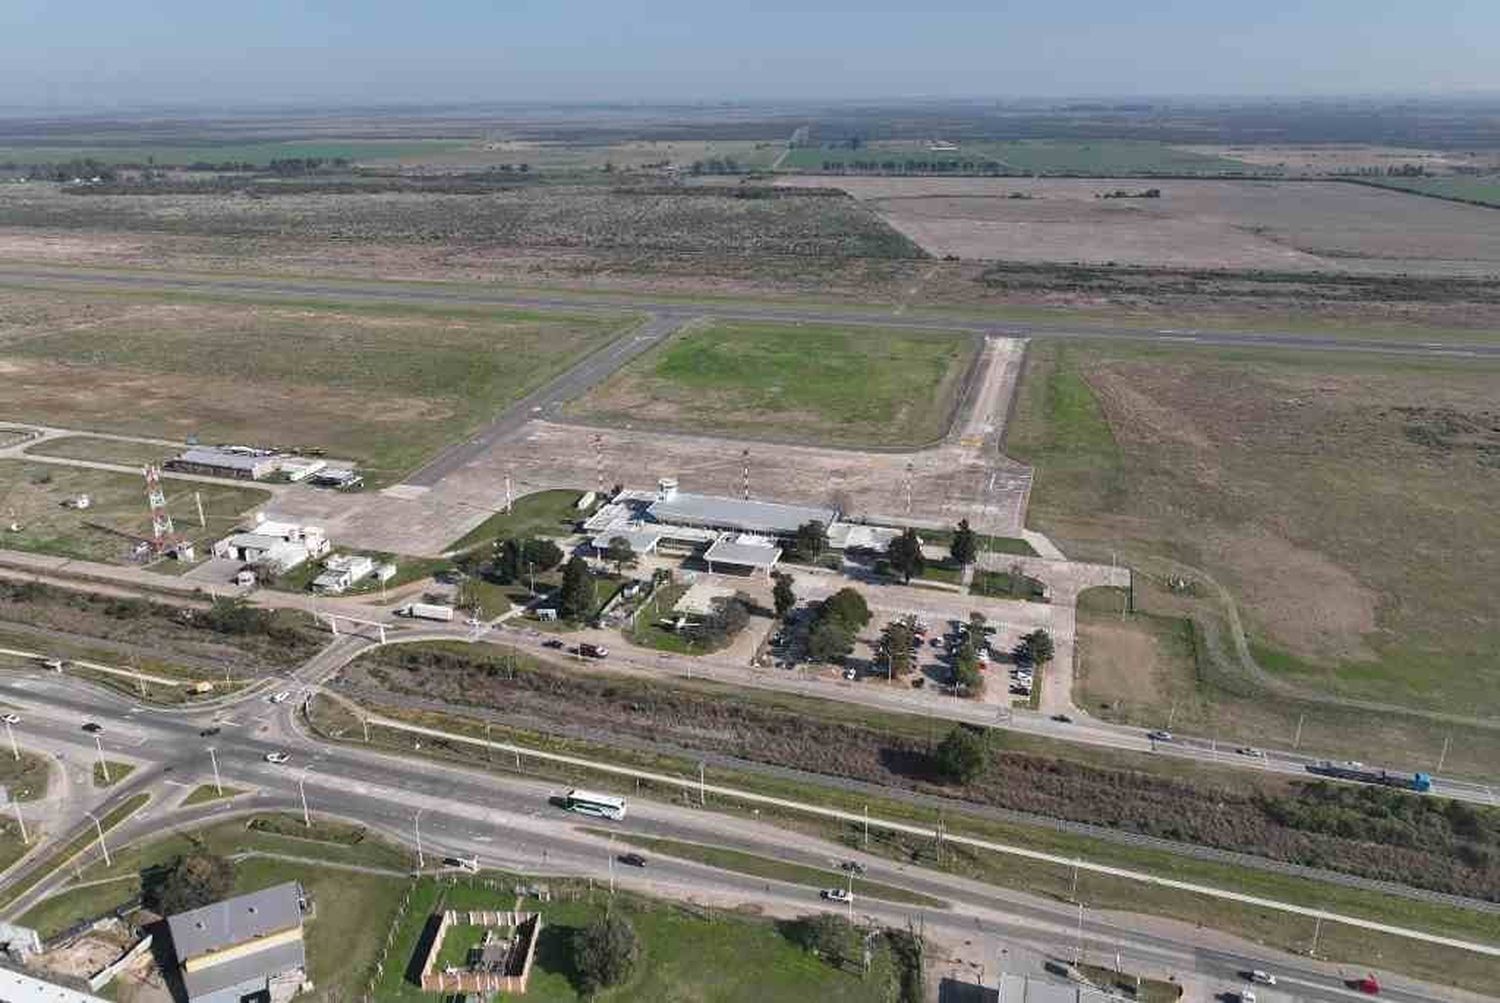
left=573, top=913, right=639, bottom=994
left=819, top=588, right=870, bottom=630
left=786, top=913, right=858, bottom=968
left=934, top=726, right=989, bottom=784
left=953, top=655, right=984, bottom=698
left=885, top=528, right=926, bottom=584
left=772, top=572, right=796, bottom=619
left=880, top=619, right=916, bottom=678
left=950, top=519, right=979, bottom=567
left=808, top=620, right=854, bottom=663
left=522, top=537, right=564, bottom=573
left=696, top=594, right=752, bottom=648
left=493, top=538, right=522, bottom=584
left=792, top=520, right=827, bottom=562
left=1017, top=628, right=1055, bottom=665
left=144, top=853, right=234, bottom=915
left=605, top=536, right=637, bottom=574
left=558, top=555, right=592, bottom=620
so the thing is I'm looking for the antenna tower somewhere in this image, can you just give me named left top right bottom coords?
left=143, top=465, right=175, bottom=551
left=592, top=434, right=604, bottom=495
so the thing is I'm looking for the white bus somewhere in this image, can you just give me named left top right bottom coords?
left=563, top=789, right=627, bottom=821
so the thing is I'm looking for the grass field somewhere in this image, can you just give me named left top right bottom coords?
left=1005, top=341, right=1500, bottom=758
left=0, top=751, right=52, bottom=801
left=1361, top=174, right=1500, bottom=207
left=446, top=489, right=586, bottom=552
left=0, top=139, right=471, bottom=167
left=24, top=435, right=179, bottom=467
left=181, top=783, right=243, bottom=806
left=571, top=320, right=978, bottom=447
left=0, top=288, right=634, bottom=482
left=779, top=139, right=1251, bottom=175
left=0, top=460, right=270, bottom=563
left=375, top=876, right=902, bottom=1002
left=93, top=761, right=133, bottom=787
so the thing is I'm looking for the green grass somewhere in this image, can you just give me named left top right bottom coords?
left=571, top=320, right=979, bottom=447
left=455, top=577, right=513, bottom=618
left=916, top=527, right=1037, bottom=557
left=182, top=784, right=244, bottom=806
left=18, top=812, right=413, bottom=939
left=600, top=831, right=946, bottom=909
left=446, top=489, right=586, bottom=553
left=622, top=583, right=701, bottom=654
left=0, top=288, right=636, bottom=483
left=1004, top=340, right=1500, bottom=765
left=1358, top=175, right=1500, bottom=208
left=0, top=460, right=270, bottom=565
left=779, top=139, right=1252, bottom=175
left=376, top=877, right=902, bottom=1002
left=93, top=761, right=133, bottom=787
left=23, top=435, right=178, bottom=467
left=271, top=550, right=451, bottom=597
left=918, top=560, right=963, bottom=585
left=0, top=793, right=149, bottom=914
left=971, top=569, right=1047, bottom=601
left=1076, top=963, right=1183, bottom=1002
left=0, top=751, right=51, bottom=802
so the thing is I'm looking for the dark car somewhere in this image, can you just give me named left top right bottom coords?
left=839, top=860, right=867, bottom=875
left=81, top=722, right=102, bottom=733
left=618, top=853, right=647, bottom=868
left=542, top=639, right=565, bottom=649
left=199, top=726, right=221, bottom=738
left=1050, top=714, right=1073, bottom=724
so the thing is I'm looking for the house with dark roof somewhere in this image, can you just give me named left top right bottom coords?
left=164, top=882, right=308, bottom=1003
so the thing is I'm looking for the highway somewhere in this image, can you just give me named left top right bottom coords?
left=0, top=669, right=1487, bottom=1003
left=1, top=263, right=1497, bottom=359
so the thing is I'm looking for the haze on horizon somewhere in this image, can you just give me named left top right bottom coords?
left=1, top=0, right=1497, bottom=112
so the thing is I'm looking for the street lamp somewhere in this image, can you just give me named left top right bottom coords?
left=93, top=734, right=110, bottom=784
left=83, top=809, right=111, bottom=867
left=2, top=717, right=17, bottom=761
left=298, top=767, right=313, bottom=827
left=208, top=748, right=222, bottom=797
left=414, top=808, right=426, bottom=868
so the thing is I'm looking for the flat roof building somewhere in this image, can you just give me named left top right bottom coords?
left=646, top=478, right=836, bottom=537
left=211, top=518, right=329, bottom=573
left=166, top=882, right=308, bottom=1003
left=166, top=447, right=279, bottom=482
left=0, top=967, right=109, bottom=1003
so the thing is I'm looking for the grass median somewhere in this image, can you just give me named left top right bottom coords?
left=0, top=792, right=149, bottom=914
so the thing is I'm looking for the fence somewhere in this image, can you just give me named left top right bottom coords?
left=418, top=902, right=542, bottom=996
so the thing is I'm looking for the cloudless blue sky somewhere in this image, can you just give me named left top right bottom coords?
left=1, top=0, right=1496, bottom=109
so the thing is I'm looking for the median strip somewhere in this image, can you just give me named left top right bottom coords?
left=0, top=792, right=150, bottom=916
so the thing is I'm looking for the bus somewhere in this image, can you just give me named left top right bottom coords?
left=562, top=789, right=627, bottom=821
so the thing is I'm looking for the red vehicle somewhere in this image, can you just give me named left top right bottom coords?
left=1347, top=975, right=1380, bottom=995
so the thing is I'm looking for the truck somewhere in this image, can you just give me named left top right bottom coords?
left=1306, top=761, right=1432, bottom=793
left=577, top=642, right=608, bottom=659
left=399, top=602, right=455, bottom=623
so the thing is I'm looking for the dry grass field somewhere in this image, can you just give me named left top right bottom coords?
left=1007, top=341, right=1500, bottom=724
left=0, top=183, right=922, bottom=259
left=0, top=288, right=633, bottom=482
left=783, top=175, right=1500, bottom=276
left=568, top=319, right=978, bottom=447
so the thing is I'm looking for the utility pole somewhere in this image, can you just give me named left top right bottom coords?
left=2, top=718, right=17, bottom=761
left=863, top=804, right=869, bottom=850
left=1074, top=901, right=1085, bottom=965
left=1070, top=858, right=1080, bottom=902
left=93, top=734, right=110, bottom=784
left=1437, top=733, right=1451, bottom=773
left=1309, top=915, right=1322, bottom=957
left=208, top=747, right=222, bottom=797
left=1293, top=713, right=1305, bottom=750
left=194, top=490, right=206, bottom=529
left=85, top=810, right=111, bottom=867
left=298, top=767, right=312, bottom=827
left=698, top=761, right=706, bottom=806
left=608, top=835, right=616, bottom=894
left=414, top=808, right=426, bottom=868
left=9, top=799, right=26, bottom=844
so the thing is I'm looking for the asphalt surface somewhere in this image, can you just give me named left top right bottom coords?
left=1, top=264, right=1497, bottom=359
left=406, top=311, right=690, bottom=486
left=0, top=670, right=1480, bottom=1003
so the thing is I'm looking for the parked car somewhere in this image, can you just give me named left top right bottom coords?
left=1239, top=990, right=1257, bottom=1003
left=820, top=888, right=853, bottom=904
left=81, top=722, right=102, bottom=733
left=542, top=639, right=565, bottom=649
left=618, top=853, right=647, bottom=868
left=1147, top=730, right=1173, bottom=742
left=264, top=751, right=291, bottom=765
left=577, top=643, right=608, bottom=659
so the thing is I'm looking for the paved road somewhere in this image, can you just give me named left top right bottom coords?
left=0, top=672, right=1483, bottom=1003
left=1, top=264, right=1496, bottom=359
left=405, top=311, right=691, bottom=486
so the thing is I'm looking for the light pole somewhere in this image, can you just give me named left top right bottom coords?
left=1074, top=901, right=1085, bottom=965
left=3, top=718, right=17, bottom=761
left=93, top=734, right=110, bottom=784
left=608, top=835, right=616, bottom=894
left=208, top=748, right=222, bottom=797
left=298, top=767, right=312, bottom=827
left=414, top=809, right=426, bottom=868
left=10, top=799, right=27, bottom=844
left=84, top=809, right=111, bottom=867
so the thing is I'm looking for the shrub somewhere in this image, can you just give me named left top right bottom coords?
left=573, top=913, right=639, bottom=994
left=143, top=853, right=234, bottom=916
left=934, top=726, right=989, bottom=784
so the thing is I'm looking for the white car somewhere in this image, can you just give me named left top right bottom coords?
left=820, top=888, right=853, bottom=904
left=269, top=690, right=292, bottom=704
left=0, top=713, right=18, bottom=725
left=1247, top=970, right=1277, bottom=986
left=40, top=658, right=64, bottom=671
left=264, top=751, right=291, bottom=765
left=1239, top=991, right=1256, bottom=1003
left=1237, top=747, right=1266, bottom=759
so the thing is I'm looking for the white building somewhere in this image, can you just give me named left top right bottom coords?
left=211, top=517, right=329, bottom=573
left=311, top=553, right=375, bottom=595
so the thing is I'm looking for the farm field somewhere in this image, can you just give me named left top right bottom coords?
left=0, top=139, right=471, bottom=167
left=569, top=320, right=978, bottom=447
left=24, top=435, right=178, bottom=468
left=0, top=460, right=270, bottom=563
left=1361, top=174, right=1500, bottom=208
left=1005, top=340, right=1500, bottom=726
left=779, top=139, right=1252, bottom=175
left=0, top=288, right=634, bottom=482
left=782, top=175, right=1500, bottom=276
left=0, top=182, right=924, bottom=260
left=409, top=137, right=784, bottom=171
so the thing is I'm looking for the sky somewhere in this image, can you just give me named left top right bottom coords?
left=1, top=0, right=1497, bottom=109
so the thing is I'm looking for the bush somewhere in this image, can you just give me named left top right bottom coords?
left=143, top=853, right=234, bottom=916
left=934, top=726, right=989, bottom=784
left=784, top=913, right=858, bottom=968
left=573, top=913, right=639, bottom=994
